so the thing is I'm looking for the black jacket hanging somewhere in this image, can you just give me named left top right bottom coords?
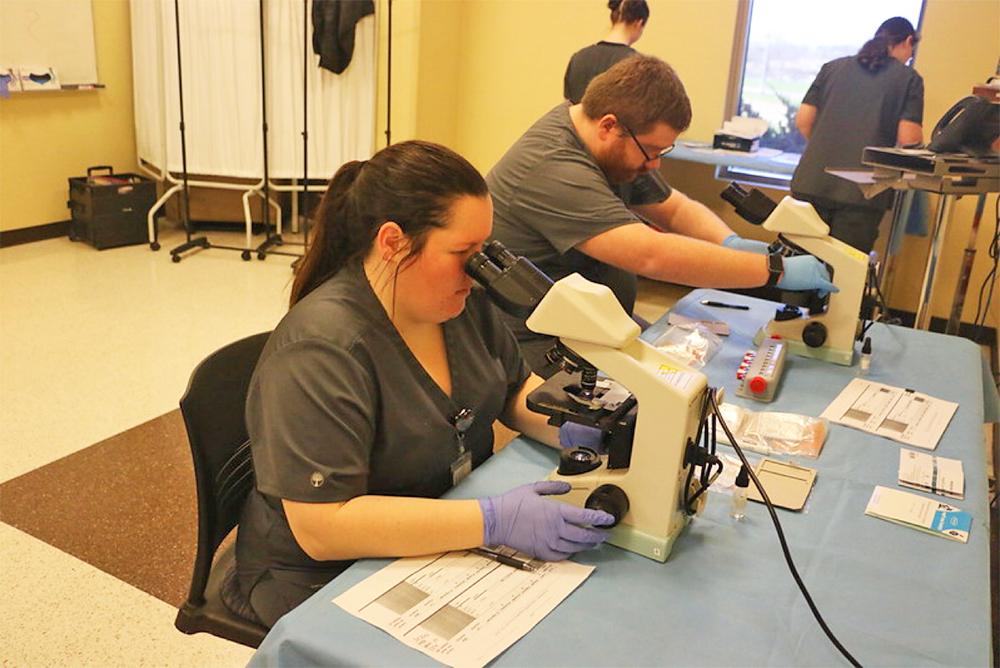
left=312, top=0, right=375, bottom=74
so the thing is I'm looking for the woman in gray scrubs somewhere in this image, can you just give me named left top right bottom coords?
left=791, top=17, right=924, bottom=253
left=234, top=141, right=614, bottom=627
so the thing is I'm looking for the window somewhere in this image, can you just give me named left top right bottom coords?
left=719, top=0, right=924, bottom=188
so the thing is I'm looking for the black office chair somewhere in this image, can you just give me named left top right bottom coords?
left=174, top=332, right=271, bottom=648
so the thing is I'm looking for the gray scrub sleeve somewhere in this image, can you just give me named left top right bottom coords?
left=247, top=338, right=377, bottom=503
left=801, top=62, right=831, bottom=107
left=900, top=75, right=924, bottom=123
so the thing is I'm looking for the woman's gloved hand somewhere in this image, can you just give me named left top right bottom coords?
left=558, top=422, right=604, bottom=452
left=478, top=481, right=614, bottom=561
left=722, top=234, right=770, bottom=254
left=776, top=255, right=839, bottom=295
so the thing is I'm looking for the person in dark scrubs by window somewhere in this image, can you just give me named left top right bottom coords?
left=233, top=141, right=614, bottom=628
left=563, top=0, right=650, bottom=104
left=791, top=17, right=924, bottom=253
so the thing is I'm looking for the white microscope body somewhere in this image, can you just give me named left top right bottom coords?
left=759, top=197, right=869, bottom=365
left=526, top=274, right=709, bottom=562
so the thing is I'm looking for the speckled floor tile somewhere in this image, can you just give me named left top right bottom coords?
left=1, top=410, right=196, bottom=607
left=0, top=227, right=294, bottom=664
left=0, top=523, right=253, bottom=666
left=0, top=228, right=295, bottom=484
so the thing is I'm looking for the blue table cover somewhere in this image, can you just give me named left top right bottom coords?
left=250, top=289, right=991, bottom=667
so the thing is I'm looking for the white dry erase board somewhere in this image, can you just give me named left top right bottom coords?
left=0, top=0, right=99, bottom=87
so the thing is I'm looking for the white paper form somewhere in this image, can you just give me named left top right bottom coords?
left=333, top=550, right=594, bottom=668
left=898, top=449, right=964, bottom=499
left=820, top=378, right=958, bottom=450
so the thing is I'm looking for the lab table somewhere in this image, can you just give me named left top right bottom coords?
left=250, top=288, right=993, bottom=667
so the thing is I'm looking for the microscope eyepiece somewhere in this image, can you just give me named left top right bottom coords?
left=483, top=240, right=518, bottom=268
left=463, top=240, right=553, bottom=319
left=464, top=252, right=503, bottom=283
left=720, top=181, right=777, bottom=226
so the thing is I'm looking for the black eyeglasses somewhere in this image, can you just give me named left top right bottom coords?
left=622, top=124, right=675, bottom=162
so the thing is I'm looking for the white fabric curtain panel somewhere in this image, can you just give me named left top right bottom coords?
left=130, top=0, right=375, bottom=180
left=267, top=4, right=376, bottom=178
left=130, top=0, right=166, bottom=170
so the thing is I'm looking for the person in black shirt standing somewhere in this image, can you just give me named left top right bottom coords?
left=563, top=0, right=650, bottom=104
left=791, top=17, right=924, bottom=254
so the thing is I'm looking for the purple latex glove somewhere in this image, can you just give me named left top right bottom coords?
left=479, top=481, right=614, bottom=561
left=776, top=255, right=839, bottom=295
left=558, top=422, right=605, bottom=452
left=722, top=234, right=770, bottom=255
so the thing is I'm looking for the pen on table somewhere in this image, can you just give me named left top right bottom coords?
left=699, top=300, right=750, bottom=310
left=471, top=547, right=537, bottom=572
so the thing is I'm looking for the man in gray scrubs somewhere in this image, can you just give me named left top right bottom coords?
left=488, top=55, right=836, bottom=376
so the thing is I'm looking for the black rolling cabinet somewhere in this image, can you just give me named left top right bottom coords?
left=67, top=166, right=157, bottom=250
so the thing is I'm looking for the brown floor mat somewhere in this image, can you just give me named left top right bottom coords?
left=0, top=414, right=522, bottom=611
left=0, top=409, right=196, bottom=607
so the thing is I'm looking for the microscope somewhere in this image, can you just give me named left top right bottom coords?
left=467, top=242, right=722, bottom=562
left=722, top=184, right=869, bottom=366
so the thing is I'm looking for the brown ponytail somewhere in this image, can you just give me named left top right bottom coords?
left=290, top=141, right=488, bottom=307
left=857, top=16, right=917, bottom=73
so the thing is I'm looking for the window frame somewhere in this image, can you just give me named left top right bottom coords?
left=716, top=1, right=781, bottom=188
left=717, top=0, right=926, bottom=190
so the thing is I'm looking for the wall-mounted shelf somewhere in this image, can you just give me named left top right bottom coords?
left=2, top=83, right=105, bottom=94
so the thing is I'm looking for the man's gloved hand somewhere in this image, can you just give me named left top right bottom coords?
left=776, top=255, right=839, bottom=295
left=722, top=234, right=770, bottom=255
left=558, top=422, right=604, bottom=452
left=479, top=481, right=614, bottom=561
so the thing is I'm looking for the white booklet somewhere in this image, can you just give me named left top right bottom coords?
left=898, top=449, right=964, bottom=499
left=865, top=485, right=971, bottom=543
left=820, top=378, right=958, bottom=450
left=333, top=550, right=594, bottom=668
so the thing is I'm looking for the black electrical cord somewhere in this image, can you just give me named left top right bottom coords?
left=860, top=259, right=901, bottom=340
left=684, top=389, right=724, bottom=513
left=708, top=391, right=862, bottom=667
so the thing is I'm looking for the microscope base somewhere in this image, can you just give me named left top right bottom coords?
left=547, top=476, right=690, bottom=563
left=754, top=327, right=855, bottom=366
left=606, top=518, right=688, bottom=562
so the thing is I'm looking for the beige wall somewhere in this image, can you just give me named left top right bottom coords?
left=889, top=0, right=999, bottom=326
left=0, top=0, right=137, bottom=234
left=392, top=0, right=997, bottom=327
left=375, top=0, right=423, bottom=148
left=4, top=0, right=996, bottom=327
left=453, top=0, right=738, bottom=173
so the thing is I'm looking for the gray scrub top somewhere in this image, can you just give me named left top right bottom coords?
left=487, top=102, right=671, bottom=356
left=236, top=262, right=529, bottom=593
left=791, top=56, right=923, bottom=209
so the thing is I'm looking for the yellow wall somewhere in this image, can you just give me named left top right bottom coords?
left=375, top=0, right=423, bottom=148
left=889, top=0, right=999, bottom=327
left=4, top=0, right=997, bottom=327
left=449, top=0, right=737, bottom=174
left=392, top=0, right=996, bottom=327
left=0, top=0, right=137, bottom=234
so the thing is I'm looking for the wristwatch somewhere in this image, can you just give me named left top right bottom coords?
left=763, top=252, right=784, bottom=288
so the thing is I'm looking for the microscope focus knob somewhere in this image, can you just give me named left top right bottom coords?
left=802, top=321, right=828, bottom=348
left=585, top=484, right=629, bottom=527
